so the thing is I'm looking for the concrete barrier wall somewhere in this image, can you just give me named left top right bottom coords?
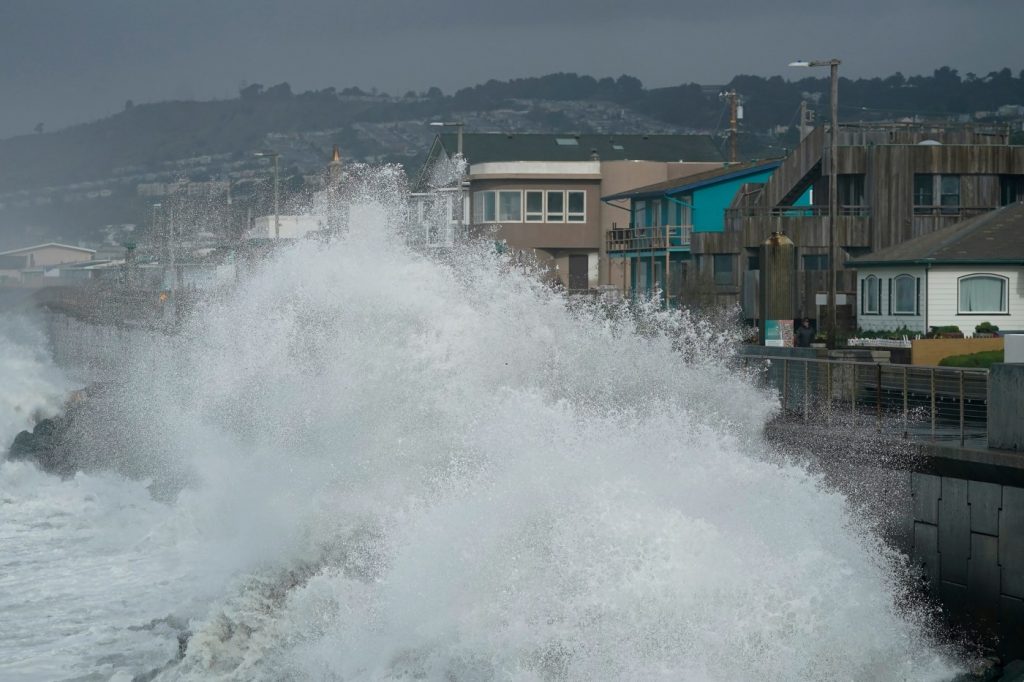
left=990, top=363, right=1024, bottom=451
left=912, top=472, right=1024, bottom=658
left=911, top=337, right=1004, bottom=366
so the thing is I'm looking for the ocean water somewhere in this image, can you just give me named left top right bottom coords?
left=0, top=171, right=961, bottom=680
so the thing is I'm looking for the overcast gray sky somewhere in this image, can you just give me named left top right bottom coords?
left=1, top=0, right=1021, bottom=138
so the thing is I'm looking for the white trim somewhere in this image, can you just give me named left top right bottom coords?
left=567, top=190, right=586, bottom=223
left=468, top=161, right=601, bottom=177
left=0, top=243, right=96, bottom=256
left=524, top=190, right=545, bottom=223
left=957, top=273, right=1009, bottom=314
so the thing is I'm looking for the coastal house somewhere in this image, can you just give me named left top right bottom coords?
left=848, top=201, right=1024, bottom=336
left=0, top=243, right=96, bottom=285
left=712, top=123, right=1024, bottom=325
left=414, top=132, right=726, bottom=290
left=601, top=160, right=801, bottom=303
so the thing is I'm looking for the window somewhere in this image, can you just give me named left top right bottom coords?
left=567, top=191, right=585, bottom=222
left=713, top=254, right=733, bottom=286
left=914, top=174, right=960, bottom=215
left=546, top=191, right=564, bottom=222
left=803, top=254, right=829, bottom=271
left=525, top=191, right=544, bottom=222
left=940, top=175, right=960, bottom=215
left=862, top=275, right=880, bottom=314
left=913, top=175, right=934, bottom=210
left=555, top=137, right=579, bottom=146
left=958, top=275, right=1008, bottom=314
left=497, top=190, right=522, bottom=222
left=1000, top=175, right=1024, bottom=206
left=892, top=274, right=918, bottom=315
left=473, top=191, right=496, bottom=222
left=838, top=174, right=865, bottom=207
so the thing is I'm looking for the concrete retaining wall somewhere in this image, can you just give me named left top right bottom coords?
left=912, top=472, right=1024, bottom=657
left=990, top=363, right=1024, bottom=451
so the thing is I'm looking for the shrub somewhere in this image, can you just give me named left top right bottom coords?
left=975, top=321, right=1000, bottom=335
left=938, top=349, right=1004, bottom=368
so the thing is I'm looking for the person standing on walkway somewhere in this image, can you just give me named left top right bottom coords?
left=795, top=318, right=815, bottom=347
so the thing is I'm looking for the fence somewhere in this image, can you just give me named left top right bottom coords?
left=741, top=354, right=989, bottom=447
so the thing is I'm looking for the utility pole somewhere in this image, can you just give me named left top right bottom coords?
left=791, top=58, right=841, bottom=347
left=721, top=90, right=740, bottom=162
left=254, top=151, right=281, bottom=238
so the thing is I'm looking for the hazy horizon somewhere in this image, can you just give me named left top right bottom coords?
left=2, top=0, right=1022, bottom=139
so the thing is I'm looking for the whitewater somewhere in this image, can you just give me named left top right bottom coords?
left=0, top=169, right=960, bottom=680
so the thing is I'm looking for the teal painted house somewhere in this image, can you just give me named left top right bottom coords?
left=603, top=160, right=791, bottom=302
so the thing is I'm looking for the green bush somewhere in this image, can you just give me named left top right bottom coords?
left=975, top=321, right=1000, bottom=335
left=938, top=349, right=1004, bottom=368
left=854, top=325, right=917, bottom=340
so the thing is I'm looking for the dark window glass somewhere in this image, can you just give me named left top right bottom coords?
left=713, top=254, right=733, bottom=286
left=802, top=254, right=829, bottom=271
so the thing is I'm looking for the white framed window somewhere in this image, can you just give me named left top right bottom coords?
left=546, top=191, right=564, bottom=222
left=958, top=274, right=1008, bottom=314
left=567, top=190, right=586, bottom=222
left=525, top=191, right=544, bottom=222
left=862, top=275, right=880, bottom=314
left=892, top=274, right=918, bottom=315
left=498, top=190, right=522, bottom=222
left=473, top=191, right=496, bottom=222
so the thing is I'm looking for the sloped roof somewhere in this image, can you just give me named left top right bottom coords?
left=434, top=133, right=724, bottom=164
left=0, top=242, right=96, bottom=256
left=602, top=159, right=782, bottom=202
left=848, top=202, right=1024, bottom=266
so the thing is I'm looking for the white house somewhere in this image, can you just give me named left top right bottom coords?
left=848, top=202, right=1024, bottom=336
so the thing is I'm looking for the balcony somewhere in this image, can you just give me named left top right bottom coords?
left=724, top=205, right=871, bottom=220
left=606, top=224, right=692, bottom=254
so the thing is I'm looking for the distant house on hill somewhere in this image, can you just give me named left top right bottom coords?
left=414, top=132, right=726, bottom=290
left=0, top=243, right=95, bottom=285
left=848, top=202, right=1024, bottom=335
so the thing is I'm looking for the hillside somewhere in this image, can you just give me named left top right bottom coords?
left=1, top=68, right=1021, bottom=249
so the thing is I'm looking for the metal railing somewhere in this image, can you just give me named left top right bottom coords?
left=724, top=205, right=871, bottom=219
left=606, top=224, right=692, bottom=252
left=741, top=354, right=989, bottom=447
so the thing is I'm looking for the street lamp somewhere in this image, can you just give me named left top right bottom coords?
left=429, top=120, right=464, bottom=158
left=790, top=58, right=841, bottom=346
left=254, top=150, right=280, bottom=238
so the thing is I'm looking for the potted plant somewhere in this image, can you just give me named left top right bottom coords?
left=810, top=332, right=828, bottom=348
left=928, top=325, right=964, bottom=339
left=974, top=321, right=1000, bottom=338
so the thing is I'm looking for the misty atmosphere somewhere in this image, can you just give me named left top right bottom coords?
left=1, top=1, right=1024, bottom=680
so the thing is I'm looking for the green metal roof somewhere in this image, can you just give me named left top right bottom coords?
left=432, top=133, right=724, bottom=164
left=847, top=202, right=1024, bottom=267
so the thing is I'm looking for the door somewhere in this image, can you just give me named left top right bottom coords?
left=568, top=254, right=589, bottom=291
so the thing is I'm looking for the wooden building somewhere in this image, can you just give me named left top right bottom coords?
left=695, top=124, right=1024, bottom=325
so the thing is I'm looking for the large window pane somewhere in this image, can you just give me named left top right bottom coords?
left=959, top=275, right=1006, bottom=313
left=567, top=191, right=585, bottom=222
left=713, top=254, right=733, bottom=286
left=863, top=276, right=879, bottom=314
left=498, top=190, right=521, bottom=222
left=474, top=191, right=496, bottom=222
left=546, top=191, right=564, bottom=222
left=913, top=174, right=933, bottom=214
left=940, top=175, right=960, bottom=215
left=525, top=191, right=544, bottom=222
left=893, top=275, right=917, bottom=314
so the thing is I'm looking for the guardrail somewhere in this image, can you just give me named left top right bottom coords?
left=606, top=224, right=692, bottom=253
left=724, top=205, right=871, bottom=219
left=741, top=354, right=988, bottom=447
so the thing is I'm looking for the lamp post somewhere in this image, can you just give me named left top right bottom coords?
left=254, top=150, right=280, bottom=238
left=790, top=58, right=841, bottom=346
